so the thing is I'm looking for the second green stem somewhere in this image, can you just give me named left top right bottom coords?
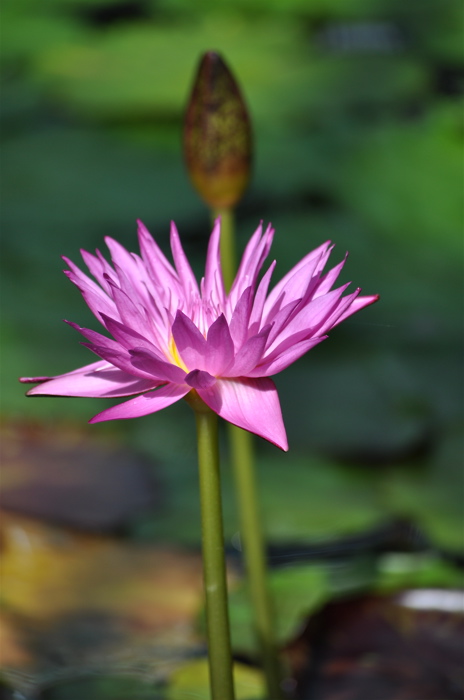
left=230, top=425, right=282, bottom=699
left=214, top=206, right=282, bottom=700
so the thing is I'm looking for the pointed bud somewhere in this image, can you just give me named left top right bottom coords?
left=183, top=51, right=252, bottom=210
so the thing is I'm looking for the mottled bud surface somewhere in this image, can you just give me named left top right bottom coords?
left=183, top=51, right=252, bottom=209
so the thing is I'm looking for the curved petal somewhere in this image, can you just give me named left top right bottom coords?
left=172, top=310, right=207, bottom=371
left=203, top=219, right=225, bottom=306
left=25, top=361, right=159, bottom=398
left=270, top=248, right=328, bottom=313
left=263, top=241, right=331, bottom=317
left=100, top=314, right=162, bottom=355
left=112, top=260, right=149, bottom=311
left=107, top=280, right=150, bottom=339
left=227, top=325, right=271, bottom=376
left=198, top=377, right=288, bottom=451
left=21, top=359, right=107, bottom=385
left=137, top=219, right=178, bottom=284
left=63, top=258, right=118, bottom=323
left=23, top=359, right=105, bottom=380
left=267, top=283, right=350, bottom=350
left=80, top=249, right=114, bottom=295
left=265, top=298, right=303, bottom=346
left=105, top=237, right=149, bottom=303
left=170, top=222, right=200, bottom=298
left=80, top=343, right=152, bottom=378
left=129, top=348, right=187, bottom=383
left=185, top=369, right=216, bottom=390
left=332, top=294, right=380, bottom=325
left=228, top=286, right=253, bottom=349
left=65, top=320, right=121, bottom=353
left=231, top=222, right=263, bottom=301
left=248, top=260, right=276, bottom=333
left=248, top=335, right=326, bottom=377
left=89, top=383, right=189, bottom=423
left=229, top=223, right=274, bottom=307
left=206, top=314, right=234, bottom=375
left=312, top=255, right=347, bottom=299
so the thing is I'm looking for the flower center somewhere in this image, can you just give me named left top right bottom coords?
left=168, top=335, right=188, bottom=371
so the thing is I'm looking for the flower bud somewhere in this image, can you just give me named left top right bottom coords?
left=183, top=51, right=252, bottom=210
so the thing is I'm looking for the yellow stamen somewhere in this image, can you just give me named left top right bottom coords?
left=169, top=335, right=188, bottom=371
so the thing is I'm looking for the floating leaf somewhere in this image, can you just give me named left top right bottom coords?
left=167, top=659, right=265, bottom=700
left=228, top=564, right=329, bottom=654
left=41, top=676, right=159, bottom=700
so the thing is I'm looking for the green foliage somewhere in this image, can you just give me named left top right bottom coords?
left=228, top=551, right=462, bottom=655
left=41, top=676, right=159, bottom=700
left=229, top=564, right=329, bottom=653
left=2, top=0, right=462, bottom=559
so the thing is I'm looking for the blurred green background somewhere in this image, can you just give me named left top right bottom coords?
left=1, top=1, right=463, bottom=697
left=1, top=0, right=463, bottom=555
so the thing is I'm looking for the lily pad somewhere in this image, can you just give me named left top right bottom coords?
left=228, top=564, right=329, bottom=654
left=167, top=659, right=265, bottom=700
left=379, top=428, right=464, bottom=551
left=41, top=676, right=160, bottom=700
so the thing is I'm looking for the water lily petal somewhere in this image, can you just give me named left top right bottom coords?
left=81, top=343, right=150, bottom=377
left=229, top=286, right=253, bottom=349
left=107, top=279, right=153, bottom=340
left=137, top=219, right=176, bottom=277
left=230, top=223, right=274, bottom=306
left=172, top=310, right=207, bottom=371
left=198, top=377, right=288, bottom=451
left=100, top=314, right=163, bottom=355
left=63, top=258, right=117, bottom=323
left=170, top=221, right=200, bottom=298
left=248, top=260, right=276, bottom=333
left=312, top=255, right=347, bottom=299
left=203, top=219, right=225, bottom=307
left=268, top=283, right=350, bottom=350
left=249, top=335, right=326, bottom=377
left=185, top=369, right=216, bottom=390
left=130, top=348, right=187, bottom=383
left=80, top=249, right=114, bottom=295
left=206, top=314, right=235, bottom=375
left=25, top=361, right=159, bottom=398
left=333, top=293, right=380, bottom=325
left=105, top=237, right=150, bottom=305
left=263, top=240, right=331, bottom=317
left=228, top=326, right=271, bottom=376
left=65, top=320, right=120, bottom=351
left=89, top=383, right=189, bottom=422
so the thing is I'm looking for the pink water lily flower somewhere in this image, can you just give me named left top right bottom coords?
left=21, top=220, right=378, bottom=451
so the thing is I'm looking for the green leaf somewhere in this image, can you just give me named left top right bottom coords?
left=229, top=564, right=329, bottom=653
left=167, top=659, right=265, bottom=700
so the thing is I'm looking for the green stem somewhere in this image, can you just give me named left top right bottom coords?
left=212, top=207, right=236, bottom=290
left=191, top=394, right=235, bottom=700
left=230, top=425, right=283, bottom=700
